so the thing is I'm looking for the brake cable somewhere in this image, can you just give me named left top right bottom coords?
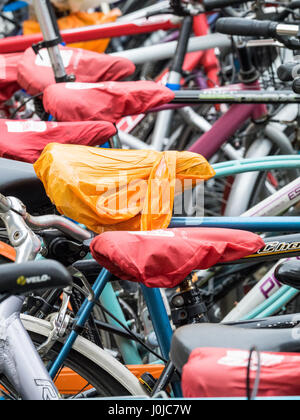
left=72, top=283, right=168, bottom=364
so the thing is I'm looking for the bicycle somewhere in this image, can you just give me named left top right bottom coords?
left=0, top=258, right=72, bottom=400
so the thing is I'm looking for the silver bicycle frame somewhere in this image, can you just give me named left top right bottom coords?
left=0, top=296, right=59, bottom=400
left=112, top=33, right=231, bottom=65
left=33, top=0, right=67, bottom=81
left=0, top=197, right=59, bottom=399
left=113, top=33, right=231, bottom=151
left=224, top=104, right=299, bottom=216
left=118, top=1, right=171, bottom=22
left=0, top=195, right=89, bottom=399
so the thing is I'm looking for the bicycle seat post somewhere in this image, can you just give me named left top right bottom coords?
left=32, top=0, right=73, bottom=83
left=151, top=15, right=193, bottom=150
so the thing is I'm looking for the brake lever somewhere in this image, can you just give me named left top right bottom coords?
left=0, top=196, right=42, bottom=263
left=0, top=193, right=92, bottom=262
left=276, top=33, right=300, bottom=50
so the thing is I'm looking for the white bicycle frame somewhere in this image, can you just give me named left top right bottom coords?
left=223, top=175, right=300, bottom=322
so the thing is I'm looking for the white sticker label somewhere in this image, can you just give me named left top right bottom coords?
left=128, top=230, right=175, bottom=237
left=5, top=121, right=48, bottom=133
left=0, top=55, right=6, bottom=80
left=218, top=350, right=284, bottom=370
left=65, top=82, right=106, bottom=90
left=35, top=49, right=73, bottom=68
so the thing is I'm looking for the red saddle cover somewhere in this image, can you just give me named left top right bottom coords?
left=0, top=119, right=116, bottom=163
left=17, top=46, right=136, bottom=96
left=43, top=81, right=175, bottom=122
left=90, top=228, right=264, bottom=288
left=182, top=347, right=300, bottom=398
left=0, top=53, right=22, bottom=103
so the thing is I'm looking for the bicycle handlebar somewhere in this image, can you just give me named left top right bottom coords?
left=202, top=0, right=249, bottom=11
left=0, top=193, right=93, bottom=263
left=168, top=0, right=247, bottom=16
left=277, top=61, right=300, bottom=94
left=25, top=213, right=92, bottom=242
left=216, top=17, right=300, bottom=38
left=216, top=17, right=278, bottom=37
left=277, top=61, right=300, bottom=82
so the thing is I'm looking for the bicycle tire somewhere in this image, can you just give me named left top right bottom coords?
left=0, top=332, right=128, bottom=399
left=19, top=315, right=147, bottom=399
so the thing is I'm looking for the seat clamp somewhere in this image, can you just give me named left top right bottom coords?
left=32, top=38, right=62, bottom=55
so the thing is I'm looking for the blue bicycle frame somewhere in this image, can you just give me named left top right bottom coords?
left=48, top=157, right=300, bottom=396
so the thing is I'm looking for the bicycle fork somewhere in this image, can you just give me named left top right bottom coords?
left=0, top=295, right=60, bottom=400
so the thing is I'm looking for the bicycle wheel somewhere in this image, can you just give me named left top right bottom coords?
left=6, top=315, right=147, bottom=399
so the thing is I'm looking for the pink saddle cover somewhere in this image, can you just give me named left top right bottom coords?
left=182, top=347, right=300, bottom=398
left=90, top=228, right=265, bottom=288
left=0, top=119, right=116, bottom=163
left=43, top=80, right=175, bottom=122
left=17, top=46, right=136, bottom=96
left=0, top=53, right=22, bottom=103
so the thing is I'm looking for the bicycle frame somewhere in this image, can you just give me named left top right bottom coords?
left=0, top=197, right=60, bottom=400
left=0, top=14, right=181, bottom=54
left=23, top=158, right=300, bottom=389
left=49, top=230, right=300, bottom=397
left=214, top=161, right=300, bottom=322
left=118, top=85, right=297, bottom=162
left=1, top=156, right=299, bottom=398
left=99, top=281, right=143, bottom=364
left=0, top=295, right=60, bottom=400
left=175, top=88, right=300, bottom=159
left=120, top=86, right=267, bottom=152
left=44, top=158, right=300, bottom=396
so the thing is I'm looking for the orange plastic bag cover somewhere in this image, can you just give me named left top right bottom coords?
left=23, top=9, right=121, bottom=53
left=34, top=143, right=215, bottom=233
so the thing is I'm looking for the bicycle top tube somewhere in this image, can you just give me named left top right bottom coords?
left=0, top=15, right=181, bottom=54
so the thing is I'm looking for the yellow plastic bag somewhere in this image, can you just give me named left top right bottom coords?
left=34, top=143, right=215, bottom=233
left=23, top=9, right=121, bottom=53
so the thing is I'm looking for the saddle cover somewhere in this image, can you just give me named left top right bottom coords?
left=42, top=80, right=175, bottom=122
left=0, top=119, right=116, bottom=163
left=17, top=46, right=135, bottom=96
left=0, top=53, right=22, bottom=103
left=182, top=347, right=300, bottom=398
left=34, top=143, right=215, bottom=232
left=90, top=228, right=264, bottom=288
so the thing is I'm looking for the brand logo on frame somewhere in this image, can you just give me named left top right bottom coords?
left=17, top=274, right=51, bottom=286
left=256, top=241, right=300, bottom=255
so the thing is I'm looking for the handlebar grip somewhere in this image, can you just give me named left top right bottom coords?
left=293, top=77, right=300, bottom=94
left=277, top=61, right=300, bottom=82
left=202, top=0, right=249, bottom=11
left=216, top=17, right=277, bottom=37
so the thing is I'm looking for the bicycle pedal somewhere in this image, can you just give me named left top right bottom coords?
left=139, top=373, right=157, bottom=394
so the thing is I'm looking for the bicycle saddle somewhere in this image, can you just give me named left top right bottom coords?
left=17, top=46, right=135, bottom=96
left=90, top=228, right=264, bottom=288
left=0, top=119, right=116, bottom=163
left=0, top=260, right=72, bottom=295
left=42, top=80, right=175, bottom=123
left=0, top=52, right=21, bottom=103
left=170, top=322, right=300, bottom=373
left=275, top=259, right=300, bottom=290
left=0, top=157, right=51, bottom=214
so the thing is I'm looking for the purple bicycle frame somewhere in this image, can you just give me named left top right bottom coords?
left=150, top=81, right=267, bottom=159
left=187, top=82, right=267, bottom=159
